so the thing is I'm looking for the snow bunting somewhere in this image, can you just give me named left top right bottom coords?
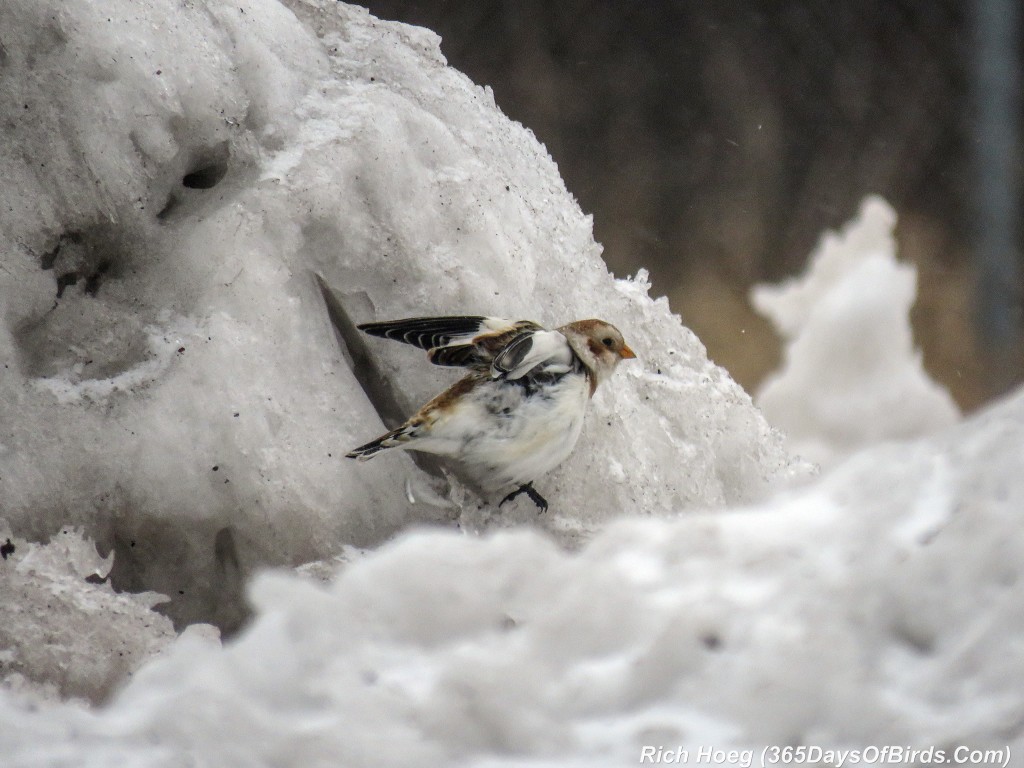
left=346, top=315, right=636, bottom=511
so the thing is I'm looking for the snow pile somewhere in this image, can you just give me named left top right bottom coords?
left=2, top=0, right=1022, bottom=762
left=2, top=387, right=1023, bottom=766
left=0, top=525, right=178, bottom=704
left=0, top=0, right=802, bottom=645
left=752, top=196, right=960, bottom=467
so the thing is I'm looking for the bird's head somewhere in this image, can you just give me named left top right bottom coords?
left=558, top=318, right=636, bottom=391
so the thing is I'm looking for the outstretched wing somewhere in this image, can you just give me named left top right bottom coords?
left=357, top=316, right=503, bottom=351
left=358, top=315, right=537, bottom=372
left=357, top=315, right=570, bottom=378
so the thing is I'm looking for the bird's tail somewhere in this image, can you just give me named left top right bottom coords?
left=345, top=425, right=413, bottom=460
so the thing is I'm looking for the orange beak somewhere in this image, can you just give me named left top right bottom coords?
left=619, top=344, right=637, bottom=359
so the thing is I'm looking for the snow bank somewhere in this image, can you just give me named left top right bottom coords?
left=3, top=384, right=1023, bottom=766
left=753, top=197, right=960, bottom=466
left=0, top=0, right=801, bottom=645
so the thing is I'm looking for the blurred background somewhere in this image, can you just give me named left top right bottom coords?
left=362, top=0, right=1023, bottom=411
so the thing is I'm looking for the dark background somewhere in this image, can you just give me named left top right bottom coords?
left=362, top=0, right=1023, bottom=410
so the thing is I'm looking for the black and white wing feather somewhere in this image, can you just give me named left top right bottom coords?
left=358, top=315, right=561, bottom=377
left=357, top=316, right=499, bottom=351
left=357, top=315, right=576, bottom=380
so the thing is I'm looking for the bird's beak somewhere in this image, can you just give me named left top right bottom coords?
left=619, top=344, right=637, bottom=359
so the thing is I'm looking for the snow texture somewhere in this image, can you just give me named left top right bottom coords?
left=0, top=524, right=179, bottom=704
left=0, top=0, right=800, bottom=696
left=2, top=384, right=1023, bottom=766
left=752, top=196, right=961, bottom=466
left=4, top=0, right=1018, bottom=764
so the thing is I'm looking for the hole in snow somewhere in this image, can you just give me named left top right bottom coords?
left=180, top=141, right=230, bottom=189
left=159, top=141, right=240, bottom=222
left=182, top=162, right=228, bottom=189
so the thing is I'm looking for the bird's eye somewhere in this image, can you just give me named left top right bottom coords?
left=601, top=337, right=614, bottom=348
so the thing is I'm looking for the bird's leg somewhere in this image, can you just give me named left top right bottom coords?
left=498, top=484, right=529, bottom=507
left=523, top=483, right=549, bottom=513
left=499, top=481, right=549, bottom=514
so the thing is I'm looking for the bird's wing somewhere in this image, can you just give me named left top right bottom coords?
left=357, top=316, right=507, bottom=351
left=358, top=316, right=548, bottom=372
left=489, top=329, right=574, bottom=380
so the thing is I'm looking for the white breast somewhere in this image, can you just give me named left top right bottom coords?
left=426, top=372, right=591, bottom=491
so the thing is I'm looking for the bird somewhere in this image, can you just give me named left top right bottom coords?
left=346, top=315, right=636, bottom=511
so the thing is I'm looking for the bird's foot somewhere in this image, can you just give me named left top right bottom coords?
left=499, top=481, right=549, bottom=514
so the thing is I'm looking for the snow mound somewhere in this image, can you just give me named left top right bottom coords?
left=0, top=525, right=178, bottom=703
left=2, top=385, right=1022, bottom=766
left=0, top=0, right=803, bottom=633
left=752, top=196, right=960, bottom=466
